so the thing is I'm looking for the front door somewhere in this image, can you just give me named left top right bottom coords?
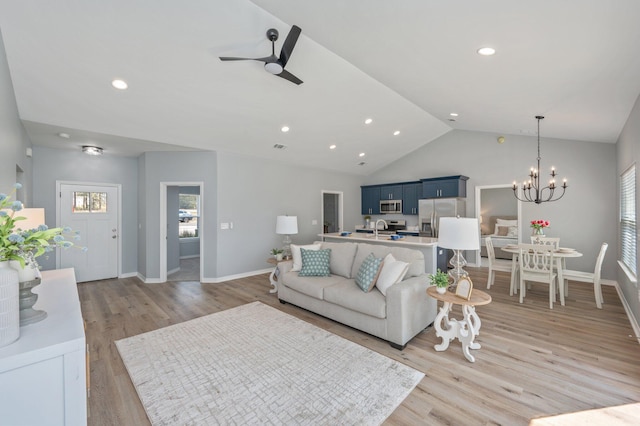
left=59, top=183, right=119, bottom=282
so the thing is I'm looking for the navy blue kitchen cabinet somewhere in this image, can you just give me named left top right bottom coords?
left=361, top=185, right=381, bottom=215
left=380, top=184, right=403, bottom=200
left=421, top=175, right=468, bottom=199
left=402, top=182, right=421, bottom=215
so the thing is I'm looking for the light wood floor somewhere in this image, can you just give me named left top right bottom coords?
left=79, top=267, right=640, bottom=425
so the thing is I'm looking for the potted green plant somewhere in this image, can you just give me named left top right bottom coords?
left=271, top=248, right=283, bottom=261
left=429, top=268, right=451, bottom=294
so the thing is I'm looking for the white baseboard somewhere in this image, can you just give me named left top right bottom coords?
left=180, top=255, right=200, bottom=259
left=201, top=268, right=272, bottom=284
left=167, top=267, right=180, bottom=275
left=119, top=272, right=138, bottom=279
left=611, top=280, right=640, bottom=345
left=136, top=272, right=164, bottom=284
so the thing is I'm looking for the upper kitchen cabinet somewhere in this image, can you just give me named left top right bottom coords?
left=380, top=184, right=403, bottom=200
left=402, top=181, right=421, bottom=215
left=361, top=185, right=381, bottom=215
left=421, top=175, right=469, bottom=199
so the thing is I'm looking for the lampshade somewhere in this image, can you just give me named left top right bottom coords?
left=15, top=208, right=46, bottom=231
left=276, top=216, right=298, bottom=235
left=437, top=217, right=479, bottom=250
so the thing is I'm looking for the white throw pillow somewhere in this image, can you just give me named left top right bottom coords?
left=507, top=226, right=518, bottom=237
left=291, top=243, right=322, bottom=271
left=375, top=253, right=410, bottom=296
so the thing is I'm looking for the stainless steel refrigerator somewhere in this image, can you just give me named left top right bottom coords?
left=418, top=198, right=466, bottom=238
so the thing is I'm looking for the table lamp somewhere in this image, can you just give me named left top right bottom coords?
left=276, top=215, right=298, bottom=259
left=14, top=208, right=46, bottom=231
left=437, top=217, right=480, bottom=287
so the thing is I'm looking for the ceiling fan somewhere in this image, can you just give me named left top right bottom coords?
left=219, top=25, right=303, bottom=85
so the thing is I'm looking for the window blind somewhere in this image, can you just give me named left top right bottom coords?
left=620, top=164, right=636, bottom=277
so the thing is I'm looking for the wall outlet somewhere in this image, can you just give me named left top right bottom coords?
left=220, top=222, right=229, bottom=230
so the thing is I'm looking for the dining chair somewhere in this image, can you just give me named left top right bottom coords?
left=485, top=237, right=513, bottom=290
left=562, top=243, right=608, bottom=309
left=519, top=244, right=562, bottom=309
left=530, top=236, right=560, bottom=248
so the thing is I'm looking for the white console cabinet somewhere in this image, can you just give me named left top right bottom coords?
left=0, top=268, right=87, bottom=426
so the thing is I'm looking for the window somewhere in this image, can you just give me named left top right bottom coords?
left=72, top=191, right=107, bottom=213
left=179, top=193, right=200, bottom=238
left=620, top=164, right=636, bottom=279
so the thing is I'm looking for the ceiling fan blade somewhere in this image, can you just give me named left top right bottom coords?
left=277, top=69, right=303, bottom=85
left=279, top=25, right=301, bottom=67
left=219, top=55, right=274, bottom=63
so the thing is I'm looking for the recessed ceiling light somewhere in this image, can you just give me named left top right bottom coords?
left=393, top=130, right=400, bottom=136
left=364, top=118, right=373, bottom=125
left=477, top=47, right=496, bottom=56
left=450, top=113, right=459, bottom=117
left=281, top=126, right=290, bottom=133
left=329, top=144, right=337, bottom=150
left=111, top=79, right=128, bottom=90
left=358, top=162, right=366, bottom=166
left=58, top=132, right=70, bottom=139
left=273, top=144, right=286, bottom=149
left=359, top=152, right=365, bottom=157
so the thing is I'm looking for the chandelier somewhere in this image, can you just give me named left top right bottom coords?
left=513, top=115, right=567, bottom=204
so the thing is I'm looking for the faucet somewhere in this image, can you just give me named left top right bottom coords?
left=374, top=219, right=388, bottom=238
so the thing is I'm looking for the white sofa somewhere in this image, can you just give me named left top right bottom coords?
left=277, top=241, right=437, bottom=349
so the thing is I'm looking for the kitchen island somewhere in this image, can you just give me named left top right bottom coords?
left=318, top=233, right=440, bottom=274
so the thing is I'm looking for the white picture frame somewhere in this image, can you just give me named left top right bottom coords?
left=455, top=276, right=473, bottom=300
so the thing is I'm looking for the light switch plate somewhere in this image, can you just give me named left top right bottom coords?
left=220, top=222, right=229, bottom=230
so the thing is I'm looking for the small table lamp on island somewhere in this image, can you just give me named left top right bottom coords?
left=276, top=215, right=298, bottom=259
left=437, top=217, right=480, bottom=288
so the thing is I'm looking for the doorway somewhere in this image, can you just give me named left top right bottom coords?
left=322, top=191, right=343, bottom=234
left=474, top=184, right=521, bottom=266
left=57, top=182, right=120, bottom=282
left=160, top=182, right=204, bottom=283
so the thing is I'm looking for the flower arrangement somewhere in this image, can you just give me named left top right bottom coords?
left=1, top=183, right=83, bottom=268
left=530, top=219, right=550, bottom=231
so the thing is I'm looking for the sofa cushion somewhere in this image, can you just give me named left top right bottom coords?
left=324, top=281, right=387, bottom=319
left=318, top=241, right=358, bottom=278
left=376, top=253, right=410, bottom=296
left=355, top=253, right=384, bottom=292
left=282, top=272, right=348, bottom=299
left=291, top=243, right=321, bottom=271
left=387, top=247, right=425, bottom=278
left=350, top=244, right=394, bottom=279
left=299, top=248, right=331, bottom=277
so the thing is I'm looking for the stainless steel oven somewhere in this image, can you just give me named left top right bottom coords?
left=380, top=200, right=402, bottom=214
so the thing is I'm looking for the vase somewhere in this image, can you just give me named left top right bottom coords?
left=9, top=260, right=47, bottom=326
left=0, top=261, right=20, bottom=348
left=532, top=228, right=545, bottom=237
left=436, top=286, right=447, bottom=294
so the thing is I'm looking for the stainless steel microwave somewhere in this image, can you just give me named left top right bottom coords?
left=380, top=200, right=402, bottom=214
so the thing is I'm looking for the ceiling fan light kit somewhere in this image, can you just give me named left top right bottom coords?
left=219, top=25, right=303, bottom=85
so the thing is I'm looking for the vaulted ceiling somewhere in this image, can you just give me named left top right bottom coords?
left=1, top=1, right=639, bottom=175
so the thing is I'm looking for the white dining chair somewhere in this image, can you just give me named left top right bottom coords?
left=519, top=244, right=562, bottom=309
left=485, top=237, right=513, bottom=290
left=530, top=236, right=560, bottom=248
left=562, top=243, right=608, bottom=309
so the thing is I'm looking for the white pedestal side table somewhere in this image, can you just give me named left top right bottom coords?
left=266, top=257, right=290, bottom=294
left=426, top=286, right=492, bottom=362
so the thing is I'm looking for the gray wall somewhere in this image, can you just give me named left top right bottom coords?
left=365, top=129, right=618, bottom=279
left=138, top=151, right=218, bottom=280
left=616, top=92, right=640, bottom=325
left=0, top=30, right=32, bottom=203
left=31, top=146, right=139, bottom=274
left=215, top=151, right=363, bottom=278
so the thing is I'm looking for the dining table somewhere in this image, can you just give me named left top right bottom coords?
left=501, top=244, right=583, bottom=298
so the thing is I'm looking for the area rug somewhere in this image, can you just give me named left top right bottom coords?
left=115, top=301, right=423, bottom=425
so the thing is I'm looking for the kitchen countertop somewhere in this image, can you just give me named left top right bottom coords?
left=319, top=233, right=439, bottom=247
